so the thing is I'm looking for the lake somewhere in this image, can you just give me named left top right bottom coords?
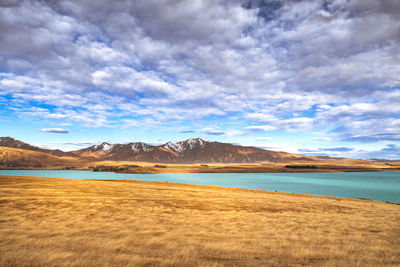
left=0, top=170, right=399, bottom=203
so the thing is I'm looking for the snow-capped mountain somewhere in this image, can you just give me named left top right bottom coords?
left=0, top=136, right=386, bottom=168
left=75, top=141, right=156, bottom=160
left=92, top=142, right=113, bottom=154
left=163, top=138, right=206, bottom=153
left=0, top=136, right=315, bottom=164
left=131, top=142, right=154, bottom=153
left=72, top=138, right=303, bottom=163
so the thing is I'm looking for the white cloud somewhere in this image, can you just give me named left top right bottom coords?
left=122, top=119, right=138, bottom=128
left=39, top=128, right=69, bottom=133
left=0, top=0, right=399, bottom=151
left=255, top=137, right=273, bottom=141
left=244, top=125, right=276, bottom=132
left=200, top=127, right=226, bottom=136
left=312, top=137, right=331, bottom=141
left=246, top=113, right=277, bottom=122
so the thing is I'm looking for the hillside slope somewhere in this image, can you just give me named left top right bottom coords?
left=0, top=137, right=77, bottom=157
left=1, top=137, right=396, bottom=170
left=73, top=138, right=315, bottom=163
left=0, top=146, right=84, bottom=168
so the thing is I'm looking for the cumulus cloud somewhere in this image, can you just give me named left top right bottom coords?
left=0, top=0, right=399, bottom=154
left=39, top=128, right=69, bottom=133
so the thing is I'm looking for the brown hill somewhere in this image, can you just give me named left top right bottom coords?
left=0, top=137, right=77, bottom=158
left=73, top=138, right=315, bottom=163
left=0, top=146, right=84, bottom=169
left=0, top=137, right=397, bottom=171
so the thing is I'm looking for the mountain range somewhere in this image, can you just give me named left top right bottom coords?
left=1, top=136, right=398, bottom=173
left=0, top=136, right=314, bottom=165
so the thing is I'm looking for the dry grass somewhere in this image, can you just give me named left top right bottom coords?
left=88, top=160, right=400, bottom=174
left=0, top=147, right=85, bottom=169
left=0, top=175, right=399, bottom=266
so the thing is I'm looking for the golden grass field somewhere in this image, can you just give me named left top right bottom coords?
left=1, top=175, right=399, bottom=266
left=82, top=160, right=400, bottom=174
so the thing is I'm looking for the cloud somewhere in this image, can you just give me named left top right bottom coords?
left=245, top=114, right=314, bottom=132
left=200, top=127, right=226, bottom=136
left=299, top=147, right=353, bottom=153
left=312, top=137, right=331, bottom=141
left=320, top=147, right=354, bottom=152
left=180, top=130, right=195, bottom=133
left=50, top=142, right=94, bottom=147
left=359, top=144, right=400, bottom=160
left=198, top=126, right=245, bottom=136
left=255, top=137, right=273, bottom=141
left=243, top=116, right=314, bottom=132
left=122, top=119, right=138, bottom=128
left=244, top=125, right=276, bottom=132
left=298, top=148, right=317, bottom=153
left=0, top=0, right=400, bottom=155
left=343, top=133, right=400, bottom=142
left=39, top=128, right=69, bottom=133
left=245, top=113, right=277, bottom=122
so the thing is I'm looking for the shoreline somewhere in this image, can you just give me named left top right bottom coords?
left=1, top=165, right=400, bottom=174
left=89, top=178, right=400, bottom=205
left=1, top=173, right=399, bottom=205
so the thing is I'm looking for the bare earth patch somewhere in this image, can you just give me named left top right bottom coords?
left=0, top=175, right=399, bottom=266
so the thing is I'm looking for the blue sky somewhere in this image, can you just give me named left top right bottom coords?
left=0, top=0, right=400, bottom=159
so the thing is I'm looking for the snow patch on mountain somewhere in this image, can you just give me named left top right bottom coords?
left=187, top=138, right=205, bottom=149
left=163, top=138, right=206, bottom=153
left=131, top=142, right=153, bottom=153
left=164, top=141, right=184, bottom=153
left=94, top=142, right=113, bottom=154
left=131, top=143, right=139, bottom=153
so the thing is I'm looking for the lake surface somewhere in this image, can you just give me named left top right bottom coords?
left=0, top=170, right=399, bottom=203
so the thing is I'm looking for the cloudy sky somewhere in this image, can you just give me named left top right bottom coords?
left=1, top=0, right=399, bottom=159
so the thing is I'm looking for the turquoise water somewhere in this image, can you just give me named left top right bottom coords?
left=0, top=170, right=399, bottom=203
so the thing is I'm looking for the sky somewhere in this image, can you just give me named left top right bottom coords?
left=0, top=0, right=399, bottom=160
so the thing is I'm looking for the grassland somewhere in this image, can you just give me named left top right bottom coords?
left=87, top=160, right=400, bottom=174
left=1, top=175, right=399, bottom=266
left=80, top=158, right=400, bottom=174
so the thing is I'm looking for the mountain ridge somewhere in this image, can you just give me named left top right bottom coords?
left=0, top=137, right=312, bottom=164
left=1, top=136, right=399, bottom=172
left=72, top=138, right=312, bottom=163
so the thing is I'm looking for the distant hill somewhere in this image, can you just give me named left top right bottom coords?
left=0, top=137, right=77, bottom=158
left=73, top=138, right=315, bottom=163
left=1, top=137, right=396, bottom=171
left=4, top=136, right=391, bottom=167
left=0, top=146, right=83, bottom=168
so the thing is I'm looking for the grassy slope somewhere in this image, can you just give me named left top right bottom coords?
left=85, top=159, right=400, bottom=173
left=0, top=175, right=399, bottom=266
left=0, top=146, right=85, bottom=169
